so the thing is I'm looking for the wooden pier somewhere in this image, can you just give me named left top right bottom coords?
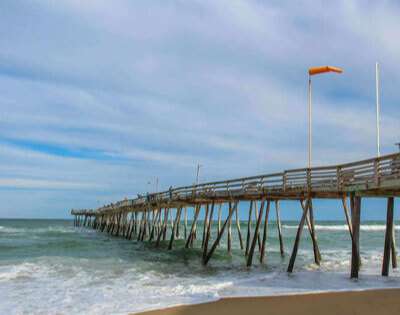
left=71, top=152, right=400, bottom=278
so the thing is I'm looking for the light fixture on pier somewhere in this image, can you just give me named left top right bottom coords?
left=307, top=66, right=343, bottom=168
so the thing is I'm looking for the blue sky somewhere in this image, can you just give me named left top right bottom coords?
left=0, top=1, right=399, bottom=219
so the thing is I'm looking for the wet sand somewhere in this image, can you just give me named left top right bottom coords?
left=135, top=288, right=400, bottom=315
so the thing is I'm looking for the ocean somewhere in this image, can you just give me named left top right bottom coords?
left=1, top=218, right=400, bottom=315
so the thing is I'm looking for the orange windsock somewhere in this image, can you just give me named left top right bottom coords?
left=309, top=66, right=343, bottom=76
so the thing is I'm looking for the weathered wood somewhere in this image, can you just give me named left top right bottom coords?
left=275, top=201, right=284, bottom=257
left=168, top=207, right=182, bottom=250
left=253, top=200, right=262, bottom=252
left=260, top=200, right=271, bottom=263
left=184, top=207, right=188, bottom=239
left=301, top=199, right=321, bottom=265
left=185, top=205, right=201, bottom=248
left=203, top=202, right=215, bottom=261
left=247, top=199, right=265, bottom=267
left=203, top=202, right=238, bottom=265
left=382, top=197, right=394, bottom=276
left=287, top=199, right=310, bottom=273
left=350, top=195, right=361, bottom=279
left=235, top=206, right=244, bottom=250
left=227, top=203, right=232, bottom=252
left=202, top=204, right=210, bottom=249
left=245, top=201, right=253, bottom=256
left=391, top=224, right=397, bottom=269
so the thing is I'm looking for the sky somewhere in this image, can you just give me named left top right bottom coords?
left=0, top=1, right=399, bottom=219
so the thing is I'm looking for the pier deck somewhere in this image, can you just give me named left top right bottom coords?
left=72, top=152, right=400, bottom=278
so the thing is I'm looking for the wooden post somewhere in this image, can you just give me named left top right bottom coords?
left=245, top=201, right=253, bottom=256
left=253, top=200, right=262, bottom=251
left=392, top=224, right=398, bottom=269
left=217, top=203, right=222, bottom=246
left=301, top=199, right=321, bottom=265
left=185, top=205, right=201, bottom=248
left=168, top=207, right=182, bottom=250
left=202, top=204, right=210, bottom=249
left=203, top=202, right=237, bottom=265
left=203, top=202, right=215, bottom=261
left=227, top=202, right=232, bottom=252
left=149, top=209, right=161, bottom=241
left=275, top=200, right=284, bottom=257
left=350, top=195, right=361, bottom=279
left=247, top=199, right=265, bottom=267
left=235, top=206, right=244, bottom=250
left=184, top=207, right=188, bottom=239
left=382, top=197, right=394, bottom=276
left=287, top=199, right=310, bottom=273
left=260, top=200, right=271, bottom=263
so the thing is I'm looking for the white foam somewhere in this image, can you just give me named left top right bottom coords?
left=283, top=224, right=399, bottom=231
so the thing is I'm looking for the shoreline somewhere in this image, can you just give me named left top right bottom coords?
left=135, top=288, right=400, bottom=315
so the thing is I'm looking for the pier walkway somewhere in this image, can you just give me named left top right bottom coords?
left=72, top=152, right=400, bottom=278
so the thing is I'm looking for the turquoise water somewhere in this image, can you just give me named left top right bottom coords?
left=1, top=219, right=400, bottom=314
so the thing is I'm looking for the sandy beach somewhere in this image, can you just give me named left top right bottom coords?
left=136, top=288, right=400, bottom=315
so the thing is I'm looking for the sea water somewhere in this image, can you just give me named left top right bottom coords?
left=1, top=219, right=400, bottom=314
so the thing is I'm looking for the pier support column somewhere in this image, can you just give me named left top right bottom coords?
left=245, top=201, right=253, bottom=256
left=235, top=206, right=244, bottom=250
left=382, top=197, right=395, bottom=276
left=275, top=201, right=285, bottom=257
left=287, top=199, right=310, bottom=273
left=185, top=205, right=201, bottom=248
left=203, top=202, right=237, bottom=265
left=350, top=195, right=361, bottom=279
left=168, top=207, right=182, bottom=250
left=302, top=199, right=321, bottom=265
left=202, top=202, right=215, bottom=261
left=247, top=199, right=266, bottom=267
left=260, top=200, right=271, bottom=263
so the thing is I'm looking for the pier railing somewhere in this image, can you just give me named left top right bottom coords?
left=83, top=152, right=400, bottom=214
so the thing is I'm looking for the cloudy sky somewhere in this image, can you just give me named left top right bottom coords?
left=0, top=1, right=399, bottom=218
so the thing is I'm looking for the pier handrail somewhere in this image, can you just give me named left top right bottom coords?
left=73, top=152, right=400, bottom=215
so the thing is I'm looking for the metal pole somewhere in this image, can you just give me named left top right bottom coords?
left=376, top=62, right=381, bottom=157
left=308, top=76, right=312, bottom=168
left=196, top=164, right=202, bottom=185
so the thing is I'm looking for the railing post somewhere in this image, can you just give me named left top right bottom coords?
left=283, top=172, right=287, bottom=192
left=307, top=168, right=311, bottom=191
left=336, top=166, right=342, bottom=191
left=374, top=158, right=380, bottom=186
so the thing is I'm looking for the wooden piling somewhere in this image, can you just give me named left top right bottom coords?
left=168, top=207, right=182, bottom=250
left=203, top=201, right=237, bottom=265
left=247, top=199, right=265, bottom=267
left=382, top=197, right=394, bottom=276
left=245, top=201, right=253, bottom=256
left=260, top=200, right=271, bottom=263
left=203, top=202, right=215, bottom=261
left=275, top=200, right=284, bottom=257
left=350, top=195, right=361, bottom=279
left=235, top=206, right=244, bottom=250
left=287, top=199, right=310, bottom=273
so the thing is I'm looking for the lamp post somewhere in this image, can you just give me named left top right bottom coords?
left=195, top=164, right=202, bottom=185
left=308, top=66, right=343, bottom=168
left=376, top=62, right=381, bottom=157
